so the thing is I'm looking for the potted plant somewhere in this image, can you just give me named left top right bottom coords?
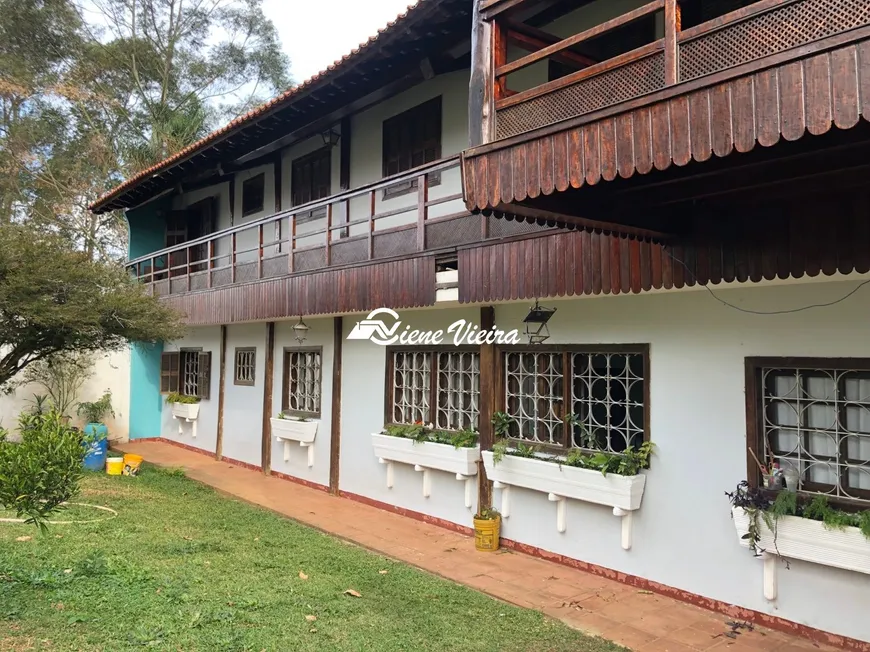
left=77, top=391, right=113, bottom=471
left=165, top=392, right=201, bottom=421
left=473, top=507, right=501, bottom=552
left=270, top=411, right=318, bottom=443
left=371, top=423, right=480, bottom=476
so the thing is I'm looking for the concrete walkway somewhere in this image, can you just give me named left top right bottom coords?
left=120, top=440, right=840, bottom=652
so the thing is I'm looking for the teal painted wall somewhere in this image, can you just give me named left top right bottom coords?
left=127, top=198, right=170, bottom=439
left=129, top=342, right=163, bottom=439
left=127, top=196, right=170, bottom=259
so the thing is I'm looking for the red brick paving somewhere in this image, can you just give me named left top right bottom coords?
left=120, top=440, right=840, bottom=652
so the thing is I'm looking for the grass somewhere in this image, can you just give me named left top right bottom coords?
left=0, top=465, right=624, bottom=652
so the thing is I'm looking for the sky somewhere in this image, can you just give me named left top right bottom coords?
left=263, top=0, right=418, bottom=83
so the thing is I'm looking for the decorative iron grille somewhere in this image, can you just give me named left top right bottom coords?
left=504, top=352, right=565, bottom=445
left=496, top=52, right=666, bottom=139
left=391, top=351, right=431, bottom=425
left=435, top=352, right=480, bottom=430
left=679, top=0, right=870, bottom=82
left=287, top=350, right=322, bottom=415
left=762, top=366, right=870, bottom=502
left=234, top=348, right=256, bottom=386
left=182, top=351, right=200, bottom=397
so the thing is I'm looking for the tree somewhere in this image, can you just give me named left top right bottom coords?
left=0, top=222, right=185, bottom=388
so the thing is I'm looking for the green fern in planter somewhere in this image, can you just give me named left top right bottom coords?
left=165, top=392, right=200, bottom=405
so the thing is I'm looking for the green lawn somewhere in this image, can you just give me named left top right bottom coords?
left=0, top=466, right=624, bottom=652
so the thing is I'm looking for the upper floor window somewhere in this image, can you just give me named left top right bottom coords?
left=382, top=97, right=442, bottom=197
left=502, top=347, right=648, bottom=453
left=291, top=148, right=332, bottom=207
left=387, top=348, right=480, bottom=431
left=161, top=349, right=212, bottom=399
left=242, top=173, right=265, bottom=217
left=747, top=358, right=870, bottom=506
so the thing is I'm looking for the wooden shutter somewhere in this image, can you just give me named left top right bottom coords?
left=196, top=351, right=212, bottom=400
left=160, top=352, right=180, bottom=393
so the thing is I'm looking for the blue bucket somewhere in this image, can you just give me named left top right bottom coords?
left=82, top=424, right=109, bottom=471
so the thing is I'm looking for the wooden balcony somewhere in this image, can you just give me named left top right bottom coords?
left=464, top=0, right=870, bottom=222
left=127, top=156, right=556, bottom=320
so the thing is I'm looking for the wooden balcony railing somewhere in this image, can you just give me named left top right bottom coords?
left=487, top=0, right=870, bottom=139
left=127, top=156, right=553, bottom=297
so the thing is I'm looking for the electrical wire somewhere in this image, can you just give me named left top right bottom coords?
left=663, top=246, right=870, bottom=315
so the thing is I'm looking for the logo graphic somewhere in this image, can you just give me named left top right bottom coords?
left=346, top=308, right=403, bottom=345
left=347, top=308, right=522, bottom=347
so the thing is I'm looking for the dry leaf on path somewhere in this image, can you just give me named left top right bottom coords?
left=343, top=589, right=362, bottom=598
left=378, top=570, right=388, bottom=575
left=15, top=536, right=31, bottom=542
left=298, top=571, right=309, bottom=580
left=305, top=615, right=317, bottom=622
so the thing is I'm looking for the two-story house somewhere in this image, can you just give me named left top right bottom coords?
left=91, top=0, right=870, bottom=647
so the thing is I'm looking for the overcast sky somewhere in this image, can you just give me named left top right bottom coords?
left=263, top=0, right=417, bottom=83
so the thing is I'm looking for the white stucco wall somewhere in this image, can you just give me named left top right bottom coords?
left=161, top=327, right=222, bottom=454
left=0, top=349, right=131, bottom=441
left=338, top=279, right=870, bottom=643
left=221, top=323, right=267, bottom=467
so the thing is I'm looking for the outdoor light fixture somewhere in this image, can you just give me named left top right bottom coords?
left=292, top=316, right=310, bottom=344
left=523, top=299, right=556, bottom=345
left=321, top=128, right=341, bottom=147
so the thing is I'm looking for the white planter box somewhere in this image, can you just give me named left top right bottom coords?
left=371, top=433, right=480, bottom=476
left=170, top=402, right=200, bottom=421
left=731, top=506, right=870, bottom=575
left=482, top=450, right=646, bottom=548
left=271, top=417, right=318, bottom=443
left=482, top=451, right=645, bottom=510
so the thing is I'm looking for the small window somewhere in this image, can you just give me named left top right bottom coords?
left=241, top=173, right=265, bottom=217
left=291, top=148, right=332, bottom=208
left=160, top=350, right=211, bottom=399
left=382, top=97, right=442, bottom=198
left=747, top=358, right=870, bottom=506
left=502, top=347, right=648, bottom=452
left=234, top=347, right=256, bottom=386
left=282, top=348, right=322, bottom=417
left=387, top=349, right=480, bottom=431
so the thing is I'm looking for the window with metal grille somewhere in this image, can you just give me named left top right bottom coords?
left=160, top=350, right=211, bottom=399
left=387, top=349, right=480, bottom=430
left=382, top=97, right=442, bottom=198
left=502, top=347, right=648, bottom=452
left=234, top=347, right=256, bottom=386
left=283, top=348, right=322, bottom=417
left=747, top=359, right=870, bottom=506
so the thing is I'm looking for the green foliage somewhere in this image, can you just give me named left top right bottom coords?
left=493, top=436, right=654, bottom=478
left=19, top=353, right=93, bottom=418
left=0, top=410, right=84, bottom=530
left=491, top=411, right=514, bottom=438
left=474, top=507, right=500, bottom=521
left=0, top=224, right=185, bottom=389
left=382, top=424, right=479, bottom=449
left=77, top=390, right=114, bottom=424
left=165, top=392, right=200, bottom=405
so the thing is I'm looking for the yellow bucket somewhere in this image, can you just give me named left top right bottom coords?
left=473, top=515, right=501, bottom=552
left=106, top=457, right=124, bottom=476
left=123, top=454, right=144, bottom=476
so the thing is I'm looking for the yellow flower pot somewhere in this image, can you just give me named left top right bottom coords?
left=474, top=515, right=501, bottom=552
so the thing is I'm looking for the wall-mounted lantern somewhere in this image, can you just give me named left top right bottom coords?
left=523, top=300, right=556, bottom=345
left=292, top=316, right=310, bottom=344
left=321, top=128, right=341, bottom=147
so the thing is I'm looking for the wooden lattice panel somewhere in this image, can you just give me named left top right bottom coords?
left=425, top=214, right=481, bottom=249
left=294, top=247, right=326, bottom=272
left=496, top=52, right=666, bottom=139
left=329, top=237, right=368, bottom=265
left=373, top=228, right=416, bottom=259
left=680, top=0, right=870, bottom=82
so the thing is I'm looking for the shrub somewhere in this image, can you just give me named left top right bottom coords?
left=77, top=390, right=114, bottom=424
left=0, top=411, right=84, bottom=530
left=165, top=392, right=200, bottom=404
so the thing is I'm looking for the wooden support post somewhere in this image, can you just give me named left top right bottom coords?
left=257, top=224, right=264, bottom=279
left=326, top=203, right=333, bottom=266
left=231, top=233, right=237, bottom=283
left=186, top=246, right=191, bottom=292
left=339, top=116, right=352, bottom=191
left=274, top=151, right=282, bottom=212
left=289, top=214, right=296, bottom=273
left=207, top=241, right=214, bottom=288
left=665, top=0, right=681, bottom=86
left=215, top=325, right=227, bottom=461
left=469, top=0, right=495, bottom=147
left=492, top=19, right=508, bottom=101
left=329, top=316, right=343, bottom=495
left=367, top=190, right=375, bottom=259
left=416, top=173, right=428, bottom=251
left=261, top=322, right=275, bottom=475
left=477, top=306, right=496, bottom=513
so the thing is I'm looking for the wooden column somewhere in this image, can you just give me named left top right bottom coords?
left=664, top=0, right=681, bottom=86
left=477, top=306, right=496, bottom=512
left=339, top=116, right=351, bottom=191
left=469, top=0, right=495, bottom=147
left=261, top=322, right=275, bottom=475
left=329, top=316, right=343, bottom=495
left=215, top=325, right=227, bottom=461
left=274, top=151, right=283, bottom=212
